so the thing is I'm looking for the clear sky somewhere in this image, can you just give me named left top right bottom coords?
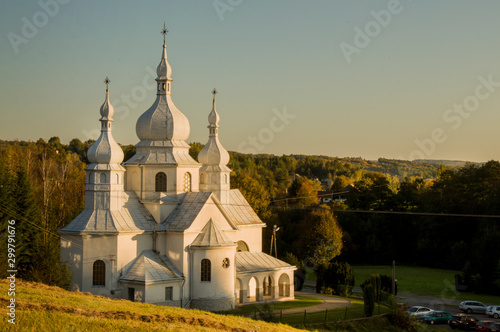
left=1, top=0, right=500, bottom=162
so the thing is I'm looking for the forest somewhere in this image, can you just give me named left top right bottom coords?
left=0, top=137, right=499, bottom=295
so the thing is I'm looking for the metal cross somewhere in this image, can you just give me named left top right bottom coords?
left=161, top=23, right=168, bottom=44
left=212, top=88, right=218, bottom=97
left=104, top=76, right=110, bottom=90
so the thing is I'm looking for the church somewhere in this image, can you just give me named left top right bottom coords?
left=58, top=27, right=295, bottom=311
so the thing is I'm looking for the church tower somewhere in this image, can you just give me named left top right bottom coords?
left=85, top=77, right=125, bottom=210
left=198, top=89, right=231, bottom=204
left=124, top=25, right=200, bottom=222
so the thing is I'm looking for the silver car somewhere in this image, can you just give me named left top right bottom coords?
left=486, top=305, right=500, bottom=318
left=459, top=301, right=487, bottom=314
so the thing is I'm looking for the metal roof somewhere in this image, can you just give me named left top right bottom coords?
left=191, top=219, right=236, bottom=248
left=58, top=191, right=155, bottom=234
left=236, top=252, right=295, bottom=274
left=120, top=250, right=183, bottom=284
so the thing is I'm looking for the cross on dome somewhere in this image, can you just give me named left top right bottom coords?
left=104, top=76, right=110, bottom=91
left=161, top=23, right=168, bottom=44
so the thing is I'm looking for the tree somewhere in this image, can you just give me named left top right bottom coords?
left=289, top=177, right=321, bottom=207
left=300, top=208, right=343, bottom=293
left=363, top=283, right=375, bottom=317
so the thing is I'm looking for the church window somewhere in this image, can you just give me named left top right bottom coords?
left=162, top=83, right=166, bottom=90
left=116, top=173, right=120, bottom=184
left=200, top=174, right=205, bottom=184
left=224, top=174, right=228, bottom=184
left=165, top=287, right=173, bottom=301
left=92, top=260, right=105, bottom=286
left=157, top=83, right=160, bottom=92
left=155, top=172, right=167, bottom=192
left=236, top=240, right=249, bottom=252
left=222, top=258, right=230, bottom=269
left=100, top=173, right=106, bottom=184
left=184, top=172, right=191, bottom=192
left=167, top=83, right=170, bottom=91
left=201, top=259, right=211, bottom=282
left=88, top=173, right=92, bottom=183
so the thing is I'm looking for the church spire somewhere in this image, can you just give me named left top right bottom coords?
left=198, top=89, right=229, bottom=167
left=198, top=89, right=231, bottom=204
left=156, top=23, right=172, bottom=86
left=87, top=77, right=124, bottom=165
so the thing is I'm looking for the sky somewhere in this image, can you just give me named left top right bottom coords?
left=1, top=0, right=500, bottom=162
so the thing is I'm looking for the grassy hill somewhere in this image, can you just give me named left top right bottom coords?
left=0, top=280, right=304, bottom=331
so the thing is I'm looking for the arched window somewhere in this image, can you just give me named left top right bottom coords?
left=93, top=260, right=105, bottom=286
left=100, top=173, right=106, bottom=184
left=201, top=259, right=211, bottom=282
left=184, top=172, right=192, bottom=192
left=116, top=173, right=120, bottom=184
left=200, top=174, right=205, bottom=184
left=155, top=172, right=167, bottom=192
left=88, top=173, right=92, bottom=184
left=224, top=174, right=228, bottom=184
left=236, top=240, right=249, bottom=252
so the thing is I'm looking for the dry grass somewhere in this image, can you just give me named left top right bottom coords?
left=0, top=280, right=305, bottom=332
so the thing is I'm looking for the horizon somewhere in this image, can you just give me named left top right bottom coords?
left=1, top=1, right=500, bottom=163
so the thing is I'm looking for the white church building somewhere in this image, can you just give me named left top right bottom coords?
left=58, top=28, right=295, bottom=311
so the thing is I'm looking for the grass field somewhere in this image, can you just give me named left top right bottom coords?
left=352, top=265, right=500, bottom=305
left=0, top=280, right=304, bottom=331
left=230, top=295, right=322, bottom=315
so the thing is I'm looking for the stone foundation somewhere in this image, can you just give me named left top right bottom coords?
left=190, top=297, right=235, bottom=312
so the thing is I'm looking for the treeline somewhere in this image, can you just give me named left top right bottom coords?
left=0, top=137, right=87, bottom=287
left=2, top=137, right=496, bottom=294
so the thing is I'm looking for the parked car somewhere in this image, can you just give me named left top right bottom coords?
left=487, top=322, right=500, bottom=332
left=486, top=306, right=500, bottom=319
left=460, top=301, right=488, bottom=314
left=448, top=314, right=478, bottom=330
left=419, top=311, right=452, bottom=325
left=475, top=321, right=497, bottom=331
left=407, top=306, right=433, bottom=317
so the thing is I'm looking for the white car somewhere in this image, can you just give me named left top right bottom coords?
left=486, top=305, right=500, bottom=318
left=407, top=306, right=433, bottom=317
left=459, top=301, right=487, bottom=314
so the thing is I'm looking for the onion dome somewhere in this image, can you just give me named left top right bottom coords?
left=198, top=89, right=230, bottom=167
left=87, top=77, right=124, bottom=164
left=135, top=25, right=190, bottom=142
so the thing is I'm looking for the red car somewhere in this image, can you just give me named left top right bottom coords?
left=475, top=321, right=497, bottom=332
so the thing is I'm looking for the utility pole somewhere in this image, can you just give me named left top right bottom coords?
left=270, top=225, right=280, bottom=257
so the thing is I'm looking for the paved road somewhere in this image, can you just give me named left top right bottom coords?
left=279, top=291, right=351, bottom=315
left=301, top=282, right=500, bottom=330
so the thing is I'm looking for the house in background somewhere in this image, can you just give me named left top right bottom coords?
left=58, top=28, right=295, bottom=312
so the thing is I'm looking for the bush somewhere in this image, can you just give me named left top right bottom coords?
left=380, top=274, right=397, bottom=296
left=323, top=261, right=355, bottom=297
left=363, top=283, right=375, bottom=317
left=370, top=274, right=381, bottom=302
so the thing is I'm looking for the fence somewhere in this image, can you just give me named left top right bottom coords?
left=252, top=302, right=387, bottom=327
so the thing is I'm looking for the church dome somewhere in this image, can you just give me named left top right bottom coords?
left=135, top=32, right=190, bottom=142
left=87, top=79, right=124, bottom=165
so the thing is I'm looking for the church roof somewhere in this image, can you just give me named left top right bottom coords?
left=236, top=252, right=295, bottom=274
left=58, top=191, right=155, bottom=234
left=160, top=189, right=264, bottom=232
left=161, top=191, right=212, bottom=232
left=120, top=250, right=183, bottom=284
left=190, top=219, right=236, bottom=248
left=223, top=190, right=264, bottom=226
